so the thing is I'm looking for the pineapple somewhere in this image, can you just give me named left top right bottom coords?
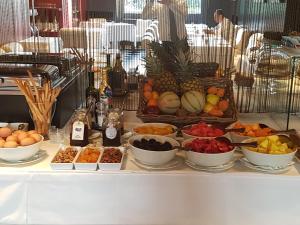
left=152, top=71, right=179, bottom=94
left=180, top=78, right=204, bottom=93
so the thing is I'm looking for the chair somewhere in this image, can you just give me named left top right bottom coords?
left=136, top=19, right=152, bottom=43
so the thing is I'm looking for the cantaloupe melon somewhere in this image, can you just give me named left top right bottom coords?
left=181, top=91, right=206, bottom=113
left=158, top=92, right=181, bottom=114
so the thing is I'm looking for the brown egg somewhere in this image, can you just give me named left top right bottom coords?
left=0, top=139, right=5, bottom=148
left=20, top=137, right=35, bottom=146
left=3, top=141, right=18, bottom=148
left=17, top=132, right=28, bottom=142
left=6, top=135, right=18, bottom=142
left=27, top=130, right=37, bottom=135
left=0, top=127, right=12, bottom=138
left=30, top=133, right=41, bottom=142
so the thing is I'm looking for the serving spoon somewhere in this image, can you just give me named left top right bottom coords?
left=215, top=136, right=258, bottom=148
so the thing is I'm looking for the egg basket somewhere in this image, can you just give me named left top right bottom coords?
left=137, top=77, right=238, bottom=127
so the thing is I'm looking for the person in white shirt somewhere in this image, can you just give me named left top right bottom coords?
left=142, top=0, right=188, bottom=42
left=204, top=9, right=235, bottom=43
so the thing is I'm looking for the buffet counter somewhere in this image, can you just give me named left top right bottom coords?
left=1, top=112, right=300, bottom=225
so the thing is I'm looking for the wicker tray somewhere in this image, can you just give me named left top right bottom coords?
left=137, top=77, right=238, bottom=127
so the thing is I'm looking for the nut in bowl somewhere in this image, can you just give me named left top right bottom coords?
left=241, top=135, right=298, bottom=168
left=128, top=135, right=180, bottom=166
left=133, top=123, right=177, bottom=138
left=182, top=138, right=235, bottom=167
left=181, top=122, right=229, bottom=140
left=0, top=127, right=43, bottom=162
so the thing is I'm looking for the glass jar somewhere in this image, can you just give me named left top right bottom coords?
left=70, top=110, right=89, bottom=147
left=102, top=111, right=121, bottom=147
left=96, top=100, right=108, bottom=131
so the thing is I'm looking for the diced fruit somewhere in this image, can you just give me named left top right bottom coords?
left=147, top=79, right=154, bottom=86
left=206, top=94, right=220, bottom=106
left=182, top=122, right=224, bottom=137
left=184, top=138, right=233, bottom=154
left=233, top=122, right=273, bottom=137
left=249, top=135, right=294, bottom=154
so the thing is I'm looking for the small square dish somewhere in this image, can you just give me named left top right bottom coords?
left=98, top=147, right=125, bottom=171
left=50, top=146, right=80, bottom=170
left=74, top=147, right=102, bottom=171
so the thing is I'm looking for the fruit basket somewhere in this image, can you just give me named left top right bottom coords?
left=137, top=77, right=237, bottom=127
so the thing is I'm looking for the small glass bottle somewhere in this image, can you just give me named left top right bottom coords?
left=95, top=99, right=108, bottom=131
left=70, top=110, right=89, bottom=147
left=102, top=111, right=121, bottom=147
left=111, top=53, right=128, bottom=96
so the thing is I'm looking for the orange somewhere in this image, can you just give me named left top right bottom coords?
left=216, top=88, right=225, bottom=97
left=218, top=100, right=229, bottom=112
left=207, top=86, right=218, bottom=95
left=151, top=91, right=159, bottom=100
left=147, top=79, right=154, bottom=86
left=147, top=98, right=158, bottom=107
left=144, top=83, right=152, bottom=92
left=143, top=91, right=152, bottom=101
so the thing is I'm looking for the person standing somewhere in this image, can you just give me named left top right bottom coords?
left=212, top=9, right=235, bottom=43
left=142, top=0, right=188, bottom=42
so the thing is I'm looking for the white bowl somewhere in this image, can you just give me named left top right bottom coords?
left=0, top=135, right=44, bottom=162
left=182, top=138, right=235, bottom=167
left=74, top=148, right=102, bottom=171
left=241, top=137, right=297, bottom=168
left=181, top=124, right=230, bottom=140
left=98, top=147, right=125, bottom=171
left=132, top=123, right=178, bottom=138
left=0, top=122, right=9, bottom=128
left=128, top=135, right=180, bottom=166
left=228, top=122, right=274, bottom=143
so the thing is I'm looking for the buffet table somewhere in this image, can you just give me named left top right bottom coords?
left=1, top=113, right=300, bottom=225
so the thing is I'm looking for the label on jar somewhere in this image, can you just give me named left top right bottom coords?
left=71, top=121, right=85, bottom=140
left=105, top=123, right=117, bottom=139
left=97, top=115, right=105, bottom=127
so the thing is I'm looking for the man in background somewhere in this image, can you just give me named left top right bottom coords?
left=142, top=0, right=188, bottom=42
left=212, top=9, right=235, bottom=43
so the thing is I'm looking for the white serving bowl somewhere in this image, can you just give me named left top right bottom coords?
left=241, top=137, right=297, bottom=168
left=132, top=123, right=178, bottom=138
left=0, top=135, right=44, bottom=162
left=228, top=122, right=274, bottom=143
left=181, top=124, right=230, bottom=140
left=128, top=135, right=180, bottom=166
left=182, top=138, right=235, bottom=167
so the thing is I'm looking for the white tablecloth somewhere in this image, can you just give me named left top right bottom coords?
left=1, top=113, right=300, bottom=225
left=190, top=35, right=233, bottom=70
left=19, top=36, right=62, bottom=53
left=102, top=22, right=137, bottom=49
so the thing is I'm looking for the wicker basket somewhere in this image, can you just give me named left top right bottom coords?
left=137, top=77, right=237, bottom=127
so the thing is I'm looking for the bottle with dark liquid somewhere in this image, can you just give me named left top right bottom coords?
left=86, top=69, right=99, bottom=108
left=111, top=53, right=128, bottom=96
left=70, top=110, right=89, bottom=147
left=102, top=111, right=121, bottom=147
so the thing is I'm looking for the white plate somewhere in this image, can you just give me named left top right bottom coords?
left=0, top=150, right=47, bottom=166
left=131, top=156, right=183, bottom=170
left=239, top=157, right=293, bottom=174
left=185, top=159, right=235, bottom=172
